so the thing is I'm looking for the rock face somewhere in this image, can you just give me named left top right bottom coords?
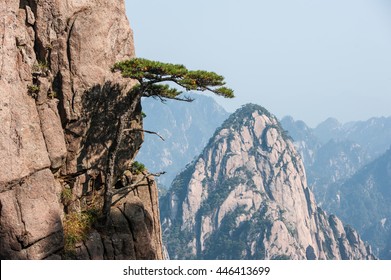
left=160, top=104, right=375, bottom=260
left=0, top=0, right=162, bottom=259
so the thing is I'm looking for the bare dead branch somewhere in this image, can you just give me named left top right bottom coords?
left=123, top=128, right=165, bottom=141
left=111, top=171, right=166, bottom=201
left=111, top=183, right=149, bottom=206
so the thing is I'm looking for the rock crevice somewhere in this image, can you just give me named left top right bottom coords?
left=1, top=0, right=163, bottom=260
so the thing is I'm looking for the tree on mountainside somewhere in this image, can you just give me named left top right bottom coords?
left=102, top=58, right=234, bottom=222
left=112, top=58, right=234, bottom=101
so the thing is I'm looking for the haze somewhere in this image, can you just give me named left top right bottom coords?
left=125, top=0, right=391, bottom=127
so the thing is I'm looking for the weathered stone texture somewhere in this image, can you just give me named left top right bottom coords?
left=0, top=169, right=63, bottom=259
left=1, top=0, right=163, bottom=259
left=161, top=104, right=375, bottom=260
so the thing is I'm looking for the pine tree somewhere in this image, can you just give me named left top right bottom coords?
left=112, top=58, right=234, bottom=101
left=102, top=58, right=234, bottom=222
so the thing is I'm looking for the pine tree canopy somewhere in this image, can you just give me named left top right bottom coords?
left=112, top=58, right=234, bottom=101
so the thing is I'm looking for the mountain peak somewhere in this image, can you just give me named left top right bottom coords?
left=319, top=117, right=341, bottom=127
left=212, top=103, right=291, bottom=145
left=225, top=103, right=274, bottom=123
left=161, top=103, right=374, bottom=260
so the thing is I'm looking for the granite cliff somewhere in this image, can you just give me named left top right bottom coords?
left=160, top=104, right=375, bottom=260
left=0, top=0, right=162, bottom=259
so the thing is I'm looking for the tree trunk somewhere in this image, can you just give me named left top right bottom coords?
left=102, top=92, right=142, bottom=224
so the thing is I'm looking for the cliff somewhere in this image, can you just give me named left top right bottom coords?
left=0, top=0, right=162, bottom=259
left=160, top=104, right=375, bottom=260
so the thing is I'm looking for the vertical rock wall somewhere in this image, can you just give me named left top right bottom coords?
left=0, top=0, right=163, bottom=259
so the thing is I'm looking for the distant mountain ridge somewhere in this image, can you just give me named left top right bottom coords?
left=281, top=115, right=391, bottom=204
left=136, top=95, right=229, bottom=188
left=314, top=116, right=391, bottom=158
left=160, top=104, right=374, bottom=260
left=281, top=115, right=391, bottom=259
left=280, top=116, right=321, bottom=166
left=325, top=147, right=391, bottom=259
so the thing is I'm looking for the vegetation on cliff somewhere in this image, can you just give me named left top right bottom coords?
left=102, top=58, right=234, bottom=222
left=112, top=58, right=234, bottom=101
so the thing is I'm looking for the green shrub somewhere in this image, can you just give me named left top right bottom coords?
left=131, top=161, right=146, bottom=174
left=32, top=60, right=48, bottom=73
left=48, top=90, right=57, bottom=99
left=27, top=84, right=39, bottom=98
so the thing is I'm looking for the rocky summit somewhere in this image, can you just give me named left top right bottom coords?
left=160, top=104, right=375, bottom=260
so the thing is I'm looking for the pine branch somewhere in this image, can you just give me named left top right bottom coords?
left=113, top=58, right=234, bottom=100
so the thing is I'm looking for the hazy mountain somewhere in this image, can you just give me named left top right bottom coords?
left=314, top=116, right=391, bottom=158
left=280, top=116, right=390, bottom=205
left=313, top=117, right=343, bottom=144
left=137, top=95, right=229, bottom=188
left=325, top=147, right=391, bottom=259
left=280, top=116, right=320, bottom=166
left=281, top=116, right=391, bottom=259
left=307, top=139, right=370, bottom=203
left=160, top=104, right=374, bottom=260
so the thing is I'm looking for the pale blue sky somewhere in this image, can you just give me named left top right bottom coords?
left=125, top=0, right=391, bottom=127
